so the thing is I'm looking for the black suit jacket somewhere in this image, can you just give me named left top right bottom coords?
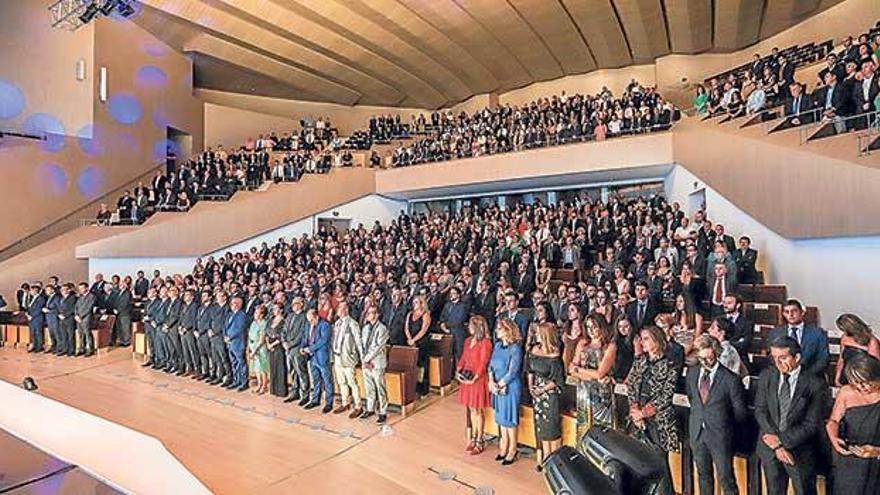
left=733, top=248, right=759, bottom=283
left=685, top=364, right=747, bottom=448
left=754, top=367, right=828, bottom=457
left=728, top=313, right=754, bottom=357
left=852, top=76, right=880, bottom=114
left=115, top=289, right=132, bottom=317
left=815, top=83, right=850, bottom=116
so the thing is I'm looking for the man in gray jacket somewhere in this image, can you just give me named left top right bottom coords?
left=74, top=282, right=97, bottom=356
left=332, top=300, right=363, bottom=418
left=359, top=305, right=389, bottom=424
left=282, top=297, right=310, bottom=405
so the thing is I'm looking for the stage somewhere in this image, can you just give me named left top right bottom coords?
left=0, top=347, right=544, bottom=494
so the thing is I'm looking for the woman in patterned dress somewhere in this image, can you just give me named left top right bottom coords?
left=569, top=314, right=617, bottom=438
left=528, top=322, right=565, bottom=472
left=625, top=325, right=680, bottom=495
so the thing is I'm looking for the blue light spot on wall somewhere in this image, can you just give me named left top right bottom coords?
left=36, top=163, right=68, bottom=195
left=152, top=109, right=170, bottom=129
left=108, top=93, right=142, bottom=125
left=115, top=132, right=141, bottom=155
left=22, top=113, right=65, bottom=152
left=77, top=124, right=103, bottom=156
left=77, top=166, right=105, bottom=199
left=0, top=79, right=26, bottom=119
left=152, top=139, right=179, bottom=161
left=135, top=66, right=168, bottom=88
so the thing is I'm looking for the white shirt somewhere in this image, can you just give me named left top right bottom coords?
left=787, top=324, right=804, bottom=345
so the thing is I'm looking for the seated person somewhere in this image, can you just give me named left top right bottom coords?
left=96, top=203, right=112, bottom=226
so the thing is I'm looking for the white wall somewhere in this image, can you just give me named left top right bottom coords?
left=666, top=165, right=880, bottom=328
left=88, top=256, right=198, bottom=283
left=208, top=194, right=408, bottom=257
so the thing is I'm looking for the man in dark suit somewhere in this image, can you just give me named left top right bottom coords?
left=381, top=288, right=409, bottom=346
left=43, top=285, right=61, bottom=354
left=282, top=296, right=310, bottom=405
left=732, top=236, right=760, bottom=284
left=224, top=296, right=249, bottom=391
left=496, top=291, right=528, bottom=341
left=816, top=70, right=850, bottom=133
left=471, top=278, right=496, bottom=331
left=440, top=286, right=470, bottom=365
left=133, top=271, right=150, bottom=299
left=25, top=285, right=46, bottom=353
left=851, top=60, right=879, bottom=130
left=140, top=287, right=160, bottom=367
left=16, top=283, right=30, bottom=312
left=686, top=335, right=747, bottom=495
left=625, top=281, right=659, bottom=330
left=58, top=283, right=77, bottom=356
left=769, top=300, right=829, bottom=378
left=178, top=289, right=200, bottom=376
left=755, top=336, right=828, bottom=495
left=721, top=293, right=753, bottom=359
left=708, top=262, right=737, bottom=317
left=193, top=291, right=215, bottom=380
left=74, top=282, right=97, bottom=356
left=112, top=281, right=133, bottom=347
left=303, top=309, right=333, bottom=413
left=208, top=292, right=232, bottom=385
left=783, top=83, right=814, bottom=127
left=161, top=286, right=183, bottom=373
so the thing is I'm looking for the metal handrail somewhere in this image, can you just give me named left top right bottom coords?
left=857, top=125, right=880, bottom=156
left=761, top=106, right=815, bottom=133
left=0, top=159, right=166, bottom=260
left=798, top=109, right=879, bottom=144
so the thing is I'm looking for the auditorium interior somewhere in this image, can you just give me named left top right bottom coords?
left=1, top=0, right=880, bottom=494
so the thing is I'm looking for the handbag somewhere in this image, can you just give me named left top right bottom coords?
left=458, top=369, right=474, bottom=381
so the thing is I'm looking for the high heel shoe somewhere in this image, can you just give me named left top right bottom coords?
left=494, top=454, right=505, bottom=462
left=501, top=455, right=518, bottom=466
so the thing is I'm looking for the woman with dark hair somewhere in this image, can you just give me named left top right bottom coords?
left=612, top=316, right=641, bottom=381
left=835, top=313, right=880, bottom=386
left=528, top=322, right=565, bottom=471
left=457, top=316, right=493, bottom=455
left=562, top=303, right=585, bottom=370
left=624, top=325, right=680, bottom=495
left=489, top=319, right=524, bottom=466
left=405, top=295, right=433, bottom=397
left=265, top=302, right=288, bottom=398
left=827, top=355, right=880, bottom=494
left=671, top=293, right=704, bottom=358
left=569, top=314, right=618, bottom=435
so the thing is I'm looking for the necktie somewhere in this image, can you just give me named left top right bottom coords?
left=309, top=324, right=317, bottom=345
left=714, top=277, right=723, bottom=304
left=778, top=374, right=792, bottom=431
left=789, top=326, right=799, bottom=342
left=699, top=370, right=711, bottom=404
left=637, top=303, right=645, bottom=324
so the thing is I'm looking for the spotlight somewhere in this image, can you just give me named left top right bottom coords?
left=99, top=0, right=119, bottom=15
left=78, top=1, right=100, bottom=24
left=22, top=376, right=38, bottom=392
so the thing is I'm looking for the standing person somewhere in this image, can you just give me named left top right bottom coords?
left=769, top=300, right=829, bottom=377
left=569, top=315, right=617, bottom=435
left=43, top=285, right=61, bottom=354
left=178, top=289, right=200, bottom=376
left=194, top=291, right=215, bottom=380
left=303, top=309, right=334, bottom=413
left=58, top=283, right=77, bottom=356
left=457, top=316, right=493, bottom=455
left=224, top=296, right=249, bottom=392
left=332, top=301, right=363, bottom=418
left=140, top=288, right=160, bottom=366
left=247, top=305, right=269, bottom=395
left=162, top=286, right=183, bottom=373
left=208, top=292, right=232, bottom=386
left=74, top=282, right=96, bottom=356
left=405, top=296, right=432, bottom=397
left=624, top=326, right=680, bottom=495
left=360, top=305, right=390, bottom=424
left=755, top=336, right=828, bottom=495
left=685, top=335, right=747, bottom=495
left=265, top=303, right=288, bottom=398
left=440, top=286, right=470, bottom=366
left=282, top=297, right=310, bottom=405
left=151, top=286, right=170, bottom=370
left=113, top=281, right=133, bottom=347
left=488, top=319, right=524, bottom=466
left=834, top=313, right=880, bottom=386
left=826, top=355, right=880, bottom=495
left=528, top=322, right=565, bottom=471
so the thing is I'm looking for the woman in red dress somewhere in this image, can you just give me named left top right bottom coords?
left=457, top=315, right=493, bottom=455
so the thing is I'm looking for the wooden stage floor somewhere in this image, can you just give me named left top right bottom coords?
left=0, top=347, right=546, bottom=494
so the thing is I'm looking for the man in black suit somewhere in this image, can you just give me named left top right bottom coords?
left=178, top=289, right=200, bottom=376
left=58, top=283, right=77, bottom=356
left=625, top=281, right=659, bottom=330
left=113, top=281, right=133, bottom=347
left=43, top=285, right=61, bottom=354
left=194, top=291, right=215, bottom=380
left=852, top=60, right=879, bottom=130
left=783, top=82, right=813, bottom=127
left=685, top=335, right=747, bottom=495
left=732, top=236, right=760, bottom=284
left=816, top=70, right=849, bottom=133
left=161, top=286, right=184, bottom=373
left=768, top=300, right=829, bottom=378
left=722, top=293, right=753, bottom=359
left=133, top=270, right=150, bottom=299
left=25, top=285, right=46, bottom=353
left=470, top=278, right=496, bottom=332
left=208, top=291, right=232, bottom=385
left=16, top=283, right=30, bottom=312
left=755, top=336, right=828, bottom=495
left=381, top=288, right=409, bottom=346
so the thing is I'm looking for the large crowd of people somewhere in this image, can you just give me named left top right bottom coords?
left=390, top=82, right=678, bottom=167
left=695, top=28, right=880, bottom=134
left=12, top=190, right=880, bottom=494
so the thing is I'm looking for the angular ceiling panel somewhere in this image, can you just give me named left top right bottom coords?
left=133, top=0, right=850, bottom=108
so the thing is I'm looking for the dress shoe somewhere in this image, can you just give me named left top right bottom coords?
left=283, top=395, right=298, bottom=403
left=298, top=397, right=311, bottom=407
left=236, top=384, right=249, bottom=392
left=333, top=404, right=351, bottom=415
left=222, top=381, right=236, bottom=389
left=84, top=350, right=95, bottom=357
left=175, top=370, right=186, bottom=376
left=376, top=414, right=387, bottom=424
left=321, top=404, right=333, bottom=414
left=348, top=408, right=363, bottom=419
left=208, top=378, right=221, bottom=385
left=75, top=351, right=84, bottom=357
left=304, top=402, right=319, bottom=410
left=359, top=410, right=375, bottom=420
left=142, top=361, right=153, bottom=367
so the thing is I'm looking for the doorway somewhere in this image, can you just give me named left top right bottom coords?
left=317, top=217, right=351, bottom=236
left=689, top=188, right=706, bottom=216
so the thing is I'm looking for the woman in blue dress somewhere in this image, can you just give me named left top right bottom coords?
left=489, top=318, right=524, bottom=466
